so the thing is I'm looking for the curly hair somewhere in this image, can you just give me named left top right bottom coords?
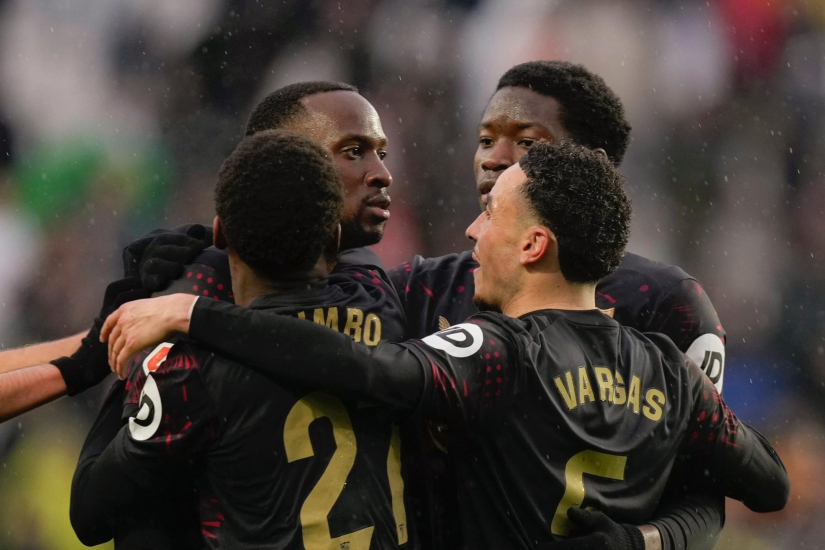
left=245, top=81, right=358, bottom=136
left=497, top=61, right=631, bottom=165
left=519, top=141, right=631, bottom=283
left=215, top=130, right=344, bottom=281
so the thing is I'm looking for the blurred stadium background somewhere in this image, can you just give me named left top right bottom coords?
left=0, top=0, right=822, bottom=548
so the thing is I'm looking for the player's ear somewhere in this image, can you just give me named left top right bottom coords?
left=213, top=216, right=228, bottom=250
left=520, top=226, right=555, bottom=267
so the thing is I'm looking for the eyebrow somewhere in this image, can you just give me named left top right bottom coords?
left=337, top=134, right=388, bottom=148
left=478, top=121, right=549, bottom=132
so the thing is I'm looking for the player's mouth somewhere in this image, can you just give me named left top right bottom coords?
left=364, top=194, right=391, bottom=220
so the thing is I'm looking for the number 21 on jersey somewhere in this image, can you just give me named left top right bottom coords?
left=284, top=392, right=407, bottom=550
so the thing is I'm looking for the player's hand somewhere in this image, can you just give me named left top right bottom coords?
left=123, top=224, right=212, bottom=291
left=101, top=293, right=197, bottom=378
left=537, top=508, right=646, bottom=550
left=51, top=277, right=151, bottom=395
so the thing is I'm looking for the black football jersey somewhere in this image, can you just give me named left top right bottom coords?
left=390, top=251, right=728, bottom=392
left=77, top=248, right=412, bottom=549
left=185, top=303, right=788, bottom=550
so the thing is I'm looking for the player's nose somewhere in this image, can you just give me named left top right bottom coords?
left=365, top=156, right=392, bottom=188
left=480, top=141, right=516, bottom=173
left=466, top=212, right=483, bottom=242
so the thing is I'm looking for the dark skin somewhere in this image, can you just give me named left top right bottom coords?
left=475, top=87, right=570, bottom=209
left=286, top=91, right=393, bottom=250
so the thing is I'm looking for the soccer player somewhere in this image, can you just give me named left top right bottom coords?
left=0, top=80, right=392, bottom=419
left=74, top=130, right=411, bottom=549
left=103, top=141, right=789, bottom=550
left=386, top=61, right=729, bottom=550
left=68, top=81, right=403, bottom=549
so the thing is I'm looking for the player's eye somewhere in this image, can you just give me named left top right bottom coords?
left=378, top=150, right=387, bottom=160
left=479, top=137, right=494, bottom=148
left=343, top=146, right=363, bottom=159
left=518, top=139, right=535, bottom=148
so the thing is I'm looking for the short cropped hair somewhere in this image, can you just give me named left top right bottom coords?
left=519, top=141, right=631, bottom=283
left=215, top=130, right=344, bottom=281
left=497, top=61, right=631, bottom=165
left=245, top=81, right=358, bottom=136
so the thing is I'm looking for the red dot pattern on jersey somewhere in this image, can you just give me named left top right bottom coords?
left=699, top=411, right=706, bottom=421
left=193, top=285, right=199, bottom=291
left=457, top=286, right=465, bottom=293
left=197, top=273, right=203, bottom=279
left=187, top=272, right=193, bottom=278
left=203, top=289, right=210, bottom=296
left=207, top=277, right=213, bottom=284
left=217, top=283, right=224, bottom=290
left=639, top=284, right=649, bottom=292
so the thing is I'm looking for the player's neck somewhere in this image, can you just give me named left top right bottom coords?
left=228, top=251, right=330, bottom=307
left=501, top=275, right=596, bottom=318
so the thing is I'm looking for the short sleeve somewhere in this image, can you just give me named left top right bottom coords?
left=410, top=315, right=522, bottom=429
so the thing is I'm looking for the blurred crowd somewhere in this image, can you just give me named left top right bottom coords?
left=0, top=0, right=822, bottom=548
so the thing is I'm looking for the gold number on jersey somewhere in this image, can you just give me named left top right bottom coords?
left=284, top=392, right=375, bottom=550
left=387, top=424, right=408, bottom=544
left=550, top=450, right=628, bottom=536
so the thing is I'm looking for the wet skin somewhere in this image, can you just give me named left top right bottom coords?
left=286, top=90, right=393, bottom=250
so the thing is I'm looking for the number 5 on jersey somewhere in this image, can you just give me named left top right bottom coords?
left=551, top=450, right=627, bottom=536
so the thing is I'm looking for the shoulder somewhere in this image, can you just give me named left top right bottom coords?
left=410, top=250, right=476, bottom=275
left=418, top=312, right=521, bottom=360
left=124, top=340, right=209, bottom=406
left=160, top=247, right=233, bottom=301
left=337, top=247, right=385, bottom=270
left=607, top=252, right=693, bottom=293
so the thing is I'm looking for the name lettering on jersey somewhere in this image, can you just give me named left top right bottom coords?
left=553, top=366, right=666, bottom=422
left=297, top=307, right=382, bottom=346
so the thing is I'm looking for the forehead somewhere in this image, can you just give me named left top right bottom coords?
left=294, top=90, right=386, bottom=144
left=481, top=86, right=565, bottom=130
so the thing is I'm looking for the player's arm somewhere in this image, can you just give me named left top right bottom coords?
left=647, top=482, right=724, bottom=550
left=0, top=278, right=149, bottom=423
left=103, top=294, right=432, bottom=410
left=0, top=364, right=67, bottom=421
left=70, top=346, right=216, bottom=546
left=681, top=359, right=789, bottom=512
left=0, top=333, right=85, bottom=375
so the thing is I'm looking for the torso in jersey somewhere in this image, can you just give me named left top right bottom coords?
left=390, top=250, right=727, bottom=391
